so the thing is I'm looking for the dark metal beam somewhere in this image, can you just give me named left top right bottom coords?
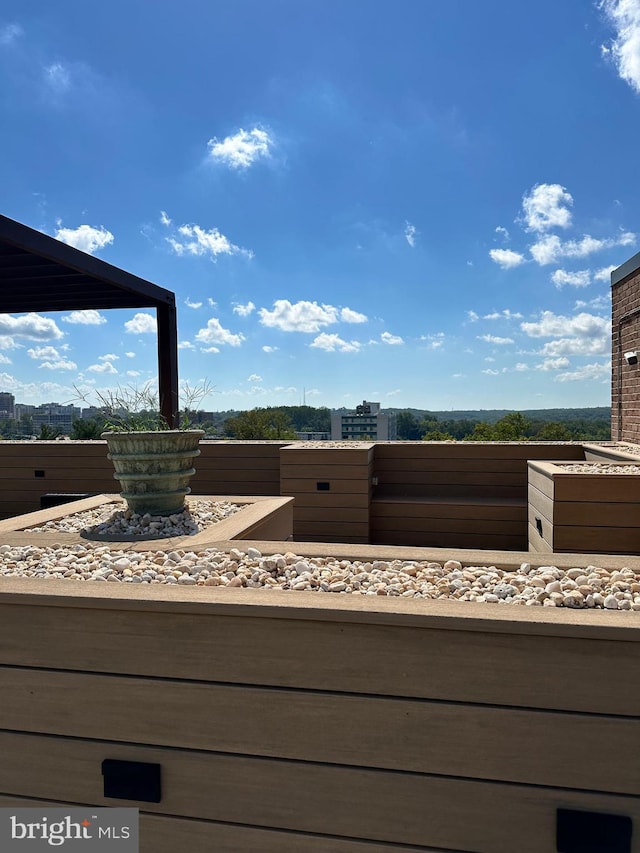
left=156, top=302, right=179, bottom=429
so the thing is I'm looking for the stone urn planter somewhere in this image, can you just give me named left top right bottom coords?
left=102, top=429, right=205, bottom=516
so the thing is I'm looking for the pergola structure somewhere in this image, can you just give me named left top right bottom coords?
left=0, top=214, right=179, bottom=427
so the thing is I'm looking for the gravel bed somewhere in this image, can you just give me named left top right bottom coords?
left=22, top=499, right=242, bottom=538
left=1, top=543, right=640, bottom=610
left=556, top=463, right=640, bottom=474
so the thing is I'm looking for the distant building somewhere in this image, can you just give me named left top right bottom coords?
left=294, top=431, right=330, bottom=441
left=0, top=392, right=15, bottom=419
left=32, top=403, right=81, bottom=435
left=331, top=400, right=397, bottom=441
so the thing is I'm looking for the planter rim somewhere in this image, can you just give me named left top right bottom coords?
left=101, top=429, right=205, bottom=439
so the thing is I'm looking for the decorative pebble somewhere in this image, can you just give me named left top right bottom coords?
left=23, top=499, right=242, bottom=538
left=0, top=537, right=639, bottom=611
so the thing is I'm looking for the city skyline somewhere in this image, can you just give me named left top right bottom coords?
left=1, top=2, right=639, bottom=410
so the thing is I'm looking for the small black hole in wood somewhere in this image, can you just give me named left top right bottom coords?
left=34, top=470, right=45, bottom=478
left=557, top=808, right=632, bottom=853
left=102, top=759, right=162, bottom=803
left=535, top=516, right=543, bottom=536
left=316, top=481, right=330, bottom=491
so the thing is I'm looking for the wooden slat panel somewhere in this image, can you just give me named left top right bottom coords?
left=0, top=795, right=467, bottom=853
left=294, top=520, right=369, bottom=538
left=527, top=483, right=554, bottom=523
left=370, top=515, right=525, bottom=535
left=372, top=497, right=527, bottom=521
left=281, top=478, right=371, bottom=494
left=375, top=457, right=528, bottom=474
left=295, top=506, right=370, bottom=523
left=373, top=443, right=585, bottom=461
left=281, top=447, right=374, bottom=465
left=527, top=464, right=555, bottom=499
left=191, top=467, right=280, bottom=484
left=280, top=464, right=372, bottom=480
left=528, top=521, right=553, bottom=552
left=2, top=467, right=111, bottom=480
left=2, top=732, right=640, bottom=853
left=1, top=600, right=639, bottom=715
left=192, top=480, right=278, bottom=495
left=372, top=483, right=525, bottom=499
left=554, top=473, right=640, bottom=503
left=554, top=500, right=640, bottom=527
left=376, top=470, right=525, bottom=487
left=371, top=530, right=527, bottom=550
left=553, top=525, right=640, bottom=553
left=4, top=668, right=639, bottom=793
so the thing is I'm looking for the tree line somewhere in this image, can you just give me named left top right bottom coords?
left=0, top=404, right=611, bottom=442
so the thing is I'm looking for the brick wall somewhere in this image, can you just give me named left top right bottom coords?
left=612, top=254, right=640, bottom=441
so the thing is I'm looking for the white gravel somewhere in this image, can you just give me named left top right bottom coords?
left=23, top=499, right=242, bottom=538
left=1, top=544, right=640, bottom=609
left=557, top=463, right=640, bottom=474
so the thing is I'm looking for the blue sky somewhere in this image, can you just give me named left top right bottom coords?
left=1, top=0, right=639, bottom=412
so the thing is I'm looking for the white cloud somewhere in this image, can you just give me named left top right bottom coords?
left=184, top=298, right=203, bottom=309
left=201, top=346, right=220, bottom=354
left=262, top=345, right=278, bottom=353
left=575, top=293, right=611, bottom=310
left=207, top=297, right=217, bottom=307
left=248, top=374, right=262, bottom=382
left=160, top=210, right=172, bottom=226
left=54, top=224, right=114, bottom=255
left=380, top=331, right=404, bottom=345
left=521, top=310, right=610, bottom=339
left=62, top=309, right=107, bottom=325
left=551, top=269, right=591, bottom=288
left=87, top=361, right=118, bottom=374
left=521, top=183, right=573, bottom=233
left=98, top=353, right=118, bottom=361
left=178, top=341, right=195, bottom=349
left=259, top=300, right=338, bottom=332
left=495, top=226, right=510, bottom=241
left=340, top=307, right=368, bottom=323
left=467, top=310, right=479, bottom=322
left=44, top=62, right=71, bottom=94
left=421, top=332, right=445, bottom=349
left=530, top=231, right=635, bottom=265
left=28, top=346, right=60, bottom=360
left=483, top=309, right=523, bottom=320
left=522, top=310, right=610, bottom=356
left=478, top=334, right=514, bottom=345
left=515, top=362, right=529, bottom=371
left=482, top=369, right=500, bottom=375
left=39, top=359, right=77, bottom=371
left=195, top=318, right=245, bottom=347
left=536, top=357, right=571, bottom=370
left=126, top=370, right=142, bottom=377
left=0, top=313, right=63, bottom=340
left=387, top=389, right=402, bottom=397
left=310, top=333, right=361, bottom=352
left=593, top=264, right=618, bottom=282
left=233, top=301, right=256, bottom=317
left=0, top=353, right=10, bottom=364
left=167, top=223, right=252, bottom=260
left=555, top=362, right=611, bottom=382
left=0, top=23, right=23, bottom=44
left=600, top=0, right=640, bottom=95
left=125, top=352, right=136, bottom=358
left=207, top=127, right=273, bottom=169
left=489, top=248, right=526, bottom=269
left=124, top=313, right=157, bottom=334
left=404, top=221, right=417, bottom=247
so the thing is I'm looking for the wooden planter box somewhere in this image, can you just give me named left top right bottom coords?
left=0, top=577, right=639, bottom=852
left=0, top=493, right=294, bottom=548
left=528, top=460, right=640, bottom=553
